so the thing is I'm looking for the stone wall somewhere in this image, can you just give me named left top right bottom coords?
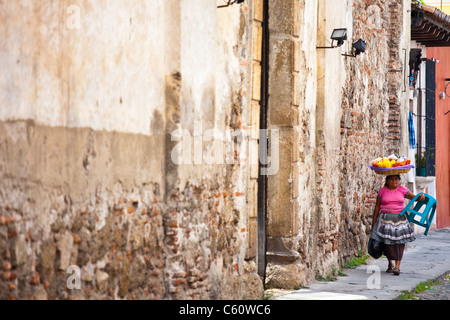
left=264, top=0, right=411, bottom=288
left=321, top=0, right=410, bottom=273
left=0, top=0, right=412, bottom=298
left=264, top=0, right=318, bottom=289
left=0, top=0, right=264, bottom=300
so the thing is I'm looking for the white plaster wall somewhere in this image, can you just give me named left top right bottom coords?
left=327, top=0, right=351, bottom=151
left=180, top=0, right=217, bottom=133
left=0, top=0, right=240, bottom=138
left=0, top=0, right=167, bottom=136
left=302, top=0, right=318, bottom=147
left=400, top=0, right=412, bottom=157
left=296, top=0, right=318, bottom=241
left=318, top=0, right=349, bottom=152
left=215, top=3, right=242, bottom=133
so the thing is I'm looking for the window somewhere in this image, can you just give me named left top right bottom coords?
left=416, top=59, right=436, bottom=177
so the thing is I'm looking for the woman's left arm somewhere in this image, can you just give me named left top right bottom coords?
left=406, top=192, right=425, bottom=201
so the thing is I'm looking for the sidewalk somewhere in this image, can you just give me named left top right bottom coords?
left=272, top=227, right=450, bottom=300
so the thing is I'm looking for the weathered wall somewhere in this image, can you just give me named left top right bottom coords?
left=0, top=0, right=264, bottom=300
left=265, top=0, right=411, bottom=288
left=318, top=0, right=411, bottom=274
left=264, top=0, right=318, bottom=288
left=0, top=0, right=413, bottom=297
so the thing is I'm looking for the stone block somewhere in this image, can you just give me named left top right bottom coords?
left=38, top=240, right=56, bottom=281
left=293, top=0, right=301, bottom=37
left=267, top=127, right=294, bottom=237
left=292, top=162, right=299, bottom=199
left=249, top=139, right=259, bottom=179
left=10, top=234, right=27, bottom=267
left=292, top=72, right=300, bottom=106
left=57, top=232, right=73, bottom=271
left=33, top=285, right=48, bottom=300
left=246, top=219, right=257, bottom=259
left=268, top=39, right=293, bottom=126
left=291, top=198, right=300, bottom=235
left=291, top=107, right=299, bottom=126
left=241, top=261, right=264, bottom=299
left=253, top=0, right=264, bottom=22
left=248, top=180, right=258, bottom=219
left=269, top=0, right=295, bottom=34
left=252, top=61, right=262, bottom=101
left=96, top=270, right=109, bottom=293
left=292, top=128, right=300, bottom=162
left=250, top=100, right=260, bottom=139
left=293, top=40, right=301, bottom=72
left=265, top=262, right=307, bottom=289
left=252, top=24, right=263, bottom=62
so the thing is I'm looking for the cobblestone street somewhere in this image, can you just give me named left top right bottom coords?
left=274, top=228, right=450, bottom=300
left=415, top=272, right=450, bottom=300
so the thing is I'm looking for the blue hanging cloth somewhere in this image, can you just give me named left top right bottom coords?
left=408, top=112, right=416, bottom=149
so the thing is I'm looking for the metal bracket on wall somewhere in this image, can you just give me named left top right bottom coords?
left=217, top=0, right=244, bottom=8
left=411, top=112, right=435, bottom=121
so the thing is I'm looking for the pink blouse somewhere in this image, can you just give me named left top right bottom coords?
left=378, top=185, right=410, bottom=214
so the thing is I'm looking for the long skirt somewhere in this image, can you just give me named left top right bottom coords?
left=371, top=213, right=415, bottom=261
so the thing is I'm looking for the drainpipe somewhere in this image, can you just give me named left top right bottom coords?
left=257, top=0, right=269, bottom=280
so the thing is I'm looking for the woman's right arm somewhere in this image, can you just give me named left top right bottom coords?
left=372, top=196, right=381, bottom=228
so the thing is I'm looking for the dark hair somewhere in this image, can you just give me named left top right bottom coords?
left=384, top=175, right=401, bottom=187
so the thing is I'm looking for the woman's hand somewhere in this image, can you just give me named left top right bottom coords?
left=406, top=192, right=426, bottom=201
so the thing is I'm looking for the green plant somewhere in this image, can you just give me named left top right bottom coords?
left=263, top=291, right=274, bottom=300
left=395, top=276, right=444, bottom=300
left=315, top=268, right=347, bottom=282
left=415, top=152, right=426, bottom=168
left=342, top=250, right=369, bottom=269
left=315, top=274, right=337, bottom=282
left=397, top=290, right=416, bottom=300
left=334, top=268, right=348, bottom=277
left=415, top=148, right=436, bottom=169
left=414, top=280, right=440, bottom=293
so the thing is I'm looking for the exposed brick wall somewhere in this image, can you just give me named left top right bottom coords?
left=313, top=0, right=409, bottom=274
left=386, top=0, right=406, bottom=155
left=336, top=0, right=408, bottom=262
left=0, top=121, right=262, bottom=300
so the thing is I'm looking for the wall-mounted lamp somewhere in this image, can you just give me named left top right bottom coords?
left=217, top=0, right=244, bottom=8
left=317, top=28, right=347, bottom=49
left=342, top=39, right=367, bottom=58
left=316, top=28, right=367, bottom=58
left=330, top=28, right=347, bottom=47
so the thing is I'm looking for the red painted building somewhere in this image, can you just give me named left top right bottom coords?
left=427, top=47, right=450, bottom=228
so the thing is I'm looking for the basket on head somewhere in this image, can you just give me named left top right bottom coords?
left=369, top=164, right=415, bottom=175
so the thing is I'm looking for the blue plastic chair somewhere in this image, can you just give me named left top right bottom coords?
left=400, top=192, right=437, bottom=236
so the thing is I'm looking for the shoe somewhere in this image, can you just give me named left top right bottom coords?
left=386, top=266, right=394, bottom=273
left=393, top=268, right=400, bottom=275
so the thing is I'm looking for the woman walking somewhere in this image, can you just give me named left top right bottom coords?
left=371, top=174, right=425, bottom=275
